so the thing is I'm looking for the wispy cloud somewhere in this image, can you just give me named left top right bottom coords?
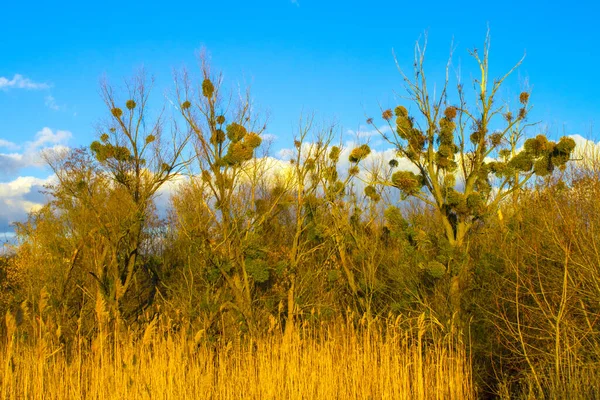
left=291, top=0, right=300, bottom=6
left=261, top=133, right=278, bottom=142
left=347, top=125, right=391, bottom=139
left=0, top=74, right=50, bottom=91
left=44, top=95, right=63, bottom=111
left=0, top=139, right=19, bottom=151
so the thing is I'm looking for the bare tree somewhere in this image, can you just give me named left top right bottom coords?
left=84, top=72, right=189, bottom=317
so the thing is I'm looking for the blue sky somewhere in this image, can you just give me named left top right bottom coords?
left=1, top=0, right=599, bottom=235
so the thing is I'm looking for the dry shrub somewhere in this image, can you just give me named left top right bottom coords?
left=475, top=156, right=600, bottom=398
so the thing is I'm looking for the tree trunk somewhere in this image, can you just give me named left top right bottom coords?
left=284, top=275, right=295, bottom=340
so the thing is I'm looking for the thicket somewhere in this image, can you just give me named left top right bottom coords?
left=1, top=36, right=597, bottom=398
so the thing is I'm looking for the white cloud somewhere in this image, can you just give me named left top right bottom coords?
left=291, top=0, right=299, bottom=6
left=272, top=139, right=416, bottom=188
left=277, top=148, right=294, bottom=159
left=0, top=127, right=72, bottom=177
left=0, top=74, right=50, bottom=91
left=30, top=127, right=71, bottom=149
left=338, top=141, right=418, bottom=180
left=0, top=153, right=30, bottom=176
left=569, top=134, right=600, bottom=157
left=0, top=175, right=54, bottom=233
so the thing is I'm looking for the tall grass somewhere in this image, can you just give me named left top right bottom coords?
left=1, top=314, right=473, bottom=399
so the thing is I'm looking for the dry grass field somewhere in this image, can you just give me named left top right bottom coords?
left=1, top=314, right=473, bottom=400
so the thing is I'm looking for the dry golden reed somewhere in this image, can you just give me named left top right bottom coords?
left=1, top=316, right=473, bottom=400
